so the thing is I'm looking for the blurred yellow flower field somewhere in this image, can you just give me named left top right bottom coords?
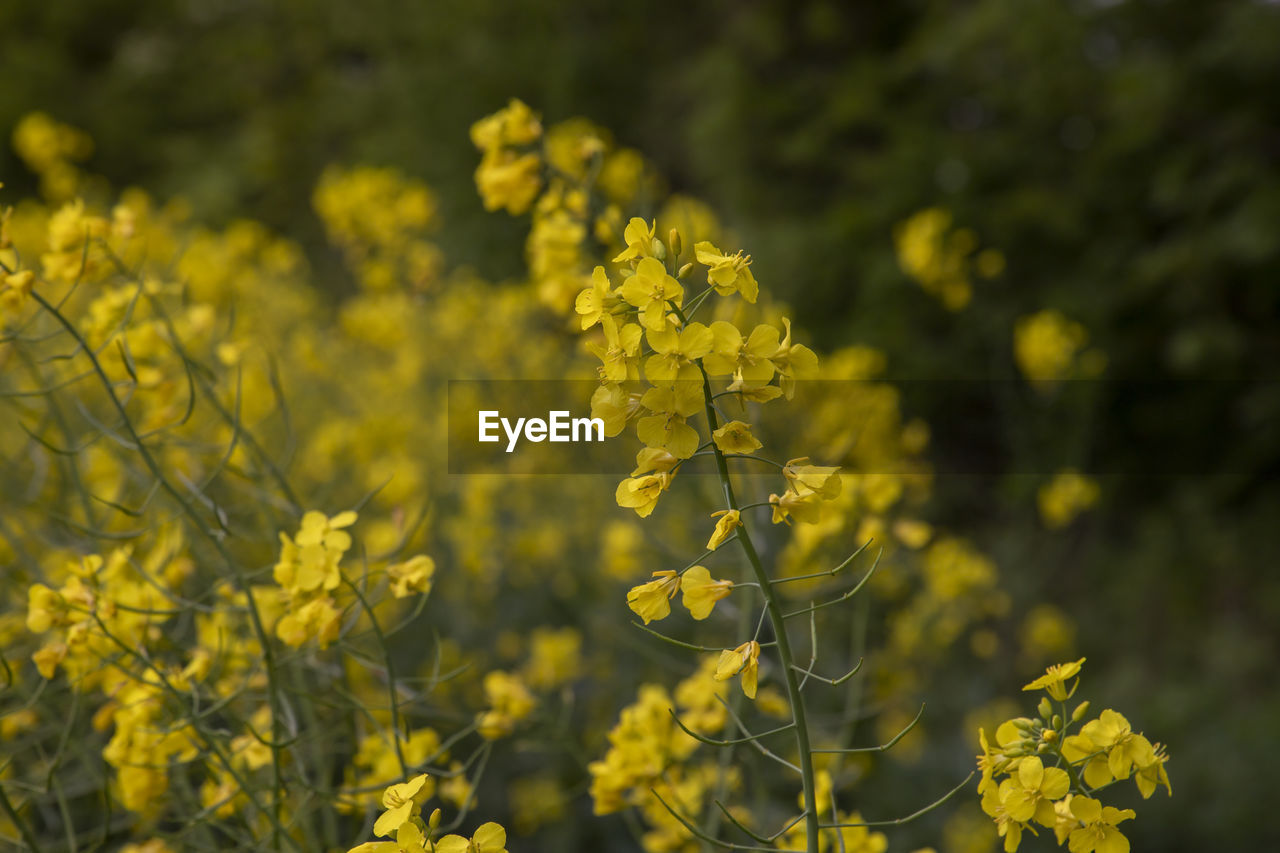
left=0, top=97, right=1174, bottom=853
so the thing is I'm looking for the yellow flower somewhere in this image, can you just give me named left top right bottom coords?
left=26, top=583, right=67, bottom=633
left=637, top=383, right=703, bottom=459
left=980, top=783, right=1028, bottom=853
left=713, top=641, right=760, bottom=698
left=387, top=555, right=435, bottom=599
left=702, top=321, right=778, bottom=385
left=711, top=420, right=761, bottom=455
left=619, top=257, right=682, bottom=332
left=1053, top=795, right=1077, bottom=844
left=705, top=509, right=741, bottom=551
left=644, top=322, right=713, bottom=384
left=693, top=241, right=758, bottom=302
left=591, top=381, right=642, bottom=434
left=470, top=99, right=541, bottom=151
left=372, top=774, right=432, bottom=837
left=1022, top=657, right=1085, bottom=701
left=1066, top=796, right=1135, bottom=853
left=615, top=471, right=674, bottom=518
left=770, top=318, right=819, bottom=398
left=976, top=727, right=1003, bottom=796
left=999, top=756, right=1070, bottom=828
left=1079, top=709, right=1156, bottom=782
left=632, top=446, right=682, bottom=477
left=434, top=822, right=508, bottom=853
left=1, top=269, right=35, bottom=319
left=32, top=641, right=67, bottom=679
left=1038, top=470, right=1100, bottom=528
left=476, top=670, right=536, bottom=740
left=474, top=149, right=542, bottom=215
left=575, top=265, right=617, bottom=330
left=274, top=510, right=356, bottom=596
left=1014, top=310, right=1094, bottom=385
left=680, top=566, right=732, bottom=620
left=782, top=457, right=842, bottom=499
left=627, top=570, right=680, bottom=623
left=768, top=489, right=824, bottom=525
left=1134, top=743, right=1172, bottom=798
left=275, top=596, right=342, bottom=648
left=612, top=217, right=658, bottom=264
left=523, top=626, right=582, bottom=689
left=348, top=821, right=428, bottom=853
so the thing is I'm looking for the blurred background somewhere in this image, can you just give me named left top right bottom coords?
left=3, top=0, right=1277, bottom=848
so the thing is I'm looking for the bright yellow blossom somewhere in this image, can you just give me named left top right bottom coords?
left=1078, top=709, right=1156, bottom=782
left=434, top=822, right=508, bottom=853
left=680, top=566, right=732, bottom=620
left=275, top=596, right=342, bottom=648
left=387, top=555, right=435, bottom=598
left=619, top=257, right=683, bottom=332
left=575, top=265, right=617, bottom=329
left=627, top=570, right=681, bottom=623
left=470, top=99, right=541, bottom=151
left=711, top=420, right=761, bottom=454
left=372, top=774, right=432, bottom=837
left=1067, top=796, right=1135, bottom=853
left=587, top=315, right=643, bottom=382
left=706, top=509, right=741, bottom=551
left=783, top=457, right=842, bottom=499
left=615, top=471, right=674, bottom=518
left=714, top=641, right=760, bottom=699
left=693, top=241, right=759, bottom=302
left=702, top=321, right=778, bottom=384
left=612, top=217, right=658, bottom=264
left=999, top=756, right=1070, bottom=828
left=770, top=318, right=820, bottom=397
left=1022, top=657, right=1085, bottom=701
left=644, top=321, right=713, bottom=384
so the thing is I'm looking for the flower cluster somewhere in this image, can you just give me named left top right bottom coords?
left=894, top=207, right=1004, bottom=311
left=587, top=658, right=730, bottom=818
left=1038, top=470, right=1101, bottom=529
left=1014, top=310, right=1105, bottom=387
left=272, top=510, right=357, bottom=648
left=470, top=98, right=544, bottom=215
left=313, top=164, right=443, bottom=292
left=11, top=110, right=94, bottom=201
left=346, top=774, right=510, bottom=853
left=978, top=659, right=1171, bottom=852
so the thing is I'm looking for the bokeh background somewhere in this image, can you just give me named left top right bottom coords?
left=3, top=0, right=1277, bottom=848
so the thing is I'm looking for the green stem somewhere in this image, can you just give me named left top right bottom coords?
left=0, top=782, right=43, bottom=853
left=695, top=363, right=820, bottom=853
left=30, top=290, right=297, bottom=852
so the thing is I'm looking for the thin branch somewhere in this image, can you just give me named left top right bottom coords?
left=812, top=703, right=925, bottom=753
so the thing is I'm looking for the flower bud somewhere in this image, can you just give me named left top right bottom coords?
left=1071, top=701, right=1090, bottom=723
left=677, top=262, right=694, bottom=279
left=1051, top=714, right=1063, bottom=730
left=651, top=238, right=667, bottom=261
left=1038, top=698, right=1053, bottom=720
left=1041, top=729, right=1058, bottom=743
left=429, top=808, right=442, bottom=830
left=668, top=228, right=682, bottom=259
left=1037, top=741, right=1051, bottom=754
